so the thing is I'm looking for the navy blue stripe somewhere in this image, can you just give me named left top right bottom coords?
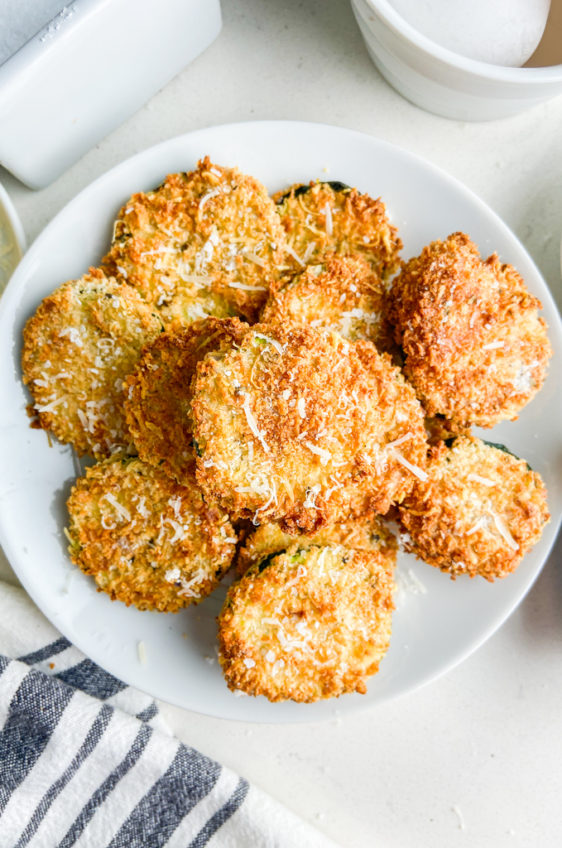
left=58, top=723, right=153, bottom=848
left=188, top=777, right=249, bottom=848
left=135, top=703, right=158, bottom=723
left=0, top=668, right=74, bottom=811
left=0, top=654, right=10, bottom=675
left=17, top=637, right=71, bottom=666
left=13, top=704, right=113, bottom=848
left=55, top=659, right=127, bottom=699
left=108, top=746, right=221, bottom=848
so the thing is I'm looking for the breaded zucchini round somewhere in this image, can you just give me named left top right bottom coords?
left=218, top=543, right=395, bottom=702
left=66, top=457, right=237, bottom=611
left=388, top=232, right=552, bottom=428
left=124, top=317, right=248, bottom=484
left=260, top=253, right=394, bottom=349
left=236, top=515, right=397, bottom=577
left=273, top=181, right=402, bottom=279
left=398, top=435, right=550, bottom=581
left=22, top=268, right=162, bottom=458
left=192, top=324, right=428, bottom=532
left=103, top=157, right=287, bottom=325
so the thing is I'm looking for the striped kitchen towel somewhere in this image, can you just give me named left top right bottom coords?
left=0, top=581, right=339, bottom=848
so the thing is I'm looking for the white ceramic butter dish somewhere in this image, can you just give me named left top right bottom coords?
left=0, top=0, right=221, bottom=188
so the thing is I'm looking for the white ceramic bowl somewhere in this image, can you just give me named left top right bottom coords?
left=351, top=0, right=562, bottom=120
left=0, top=182, right=25, bottom=292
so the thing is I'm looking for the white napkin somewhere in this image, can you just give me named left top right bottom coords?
left=0, top=579, right=340, bottom=848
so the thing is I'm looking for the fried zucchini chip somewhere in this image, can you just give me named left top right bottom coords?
left=274, top=180, right=402, bottom=279
left=218, top=542, right=395, bottom=702
left=388, top=232, right=552, bottom=428
left=236, top=515, right=397, bottom=576
left=103, top=157, right=287, bottom=324
left=22, top=268, right=162, bottom=458
left=192, top=324, right=428, bottom=532
left=66, top=457, right=237, bottom=611
left=398, top=435, right=549, bottom=581
left=124, top=317, right=248, bottom=484
left=260, top=253, right=394, bottom=349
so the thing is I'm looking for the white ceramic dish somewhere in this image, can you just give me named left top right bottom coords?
left=0, top=182, right=25, bottom=292
left=351, top=0, right=562, bottom=121
left=0, top=121, right=560, bottom=723
left=0, top=0, right=222, bottom=188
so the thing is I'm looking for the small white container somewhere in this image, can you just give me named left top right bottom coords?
left=0, top=0, right=221, bottom=188
left=351, top=0, right=562, bottom=121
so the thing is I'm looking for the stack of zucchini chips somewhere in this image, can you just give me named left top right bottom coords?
left=22, top=159, right=551, bottom=702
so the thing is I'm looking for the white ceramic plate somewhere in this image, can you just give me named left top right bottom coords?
left=0, top=122, right=560, bottom=722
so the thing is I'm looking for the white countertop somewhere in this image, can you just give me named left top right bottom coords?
left=1, top=1, right=561, bottom=845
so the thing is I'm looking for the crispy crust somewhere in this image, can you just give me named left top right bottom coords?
left=21, top=268, right=162, bottom=458
left=424, top=415, right=472, bottom=446
left=236, top=516, right=398, bottom=577
left=66, top=457, right=236, bottom=611
left=192, top=324, right=428, bottom=532
left=124, top=317, right=249, bottom=484
left=398, top=435, right=550, bottom=580
left=260, top=253, right=395, bottom=350
left=103, top=157, right=287, bottom=324
left=274, top=181, right=402, bottom=279
left=388, top=232, right=552, bottom=428
left=218, top=543, right=395, bottom=702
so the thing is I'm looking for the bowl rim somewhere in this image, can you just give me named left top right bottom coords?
left=358, top=0, right=562, bottom=81
left=0, top=182, right=25, bottom=256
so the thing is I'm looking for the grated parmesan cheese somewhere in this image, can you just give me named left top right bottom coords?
left=492, top=512, right=519, bottom=551
left=390, top=450, right=428, bottom=482
left=284, top=244, right=305, bottom=267
left=242, top=395, right=270, bottom=453
left=304, top=441, right=331, bottom=465
left=227, top=281, right=267, bottom=291
left=101, top=493, right=131, bottom=522
left=303, top=484, right=321, bottom=509
left=253, top=332, right=284, bottom=355
left=467, top=473, right=495, bottom=487
left=323, top=202, right=333, bottom=235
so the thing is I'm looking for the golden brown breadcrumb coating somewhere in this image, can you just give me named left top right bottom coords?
left=218, top=542, right=395, bottom=702
left=388, top=232, right=552, bottom=428
left=66, top=457, right=236, bottom=611
left=103, top=157, right=287, bottom=325
left=398, top=435, right=549, bottom=580
left=260, top=253, right=394, bottom=350
left=274, top=181, right=402, bottom=280
left=423, top=414, right=472, bottom=446
left=22, top=268, right=162, bottom=459
left=124, top=317, right=248, bottom=484
left=235, top=515, right=397, bottom=577
left=192, top=324, right=428, bottom=532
